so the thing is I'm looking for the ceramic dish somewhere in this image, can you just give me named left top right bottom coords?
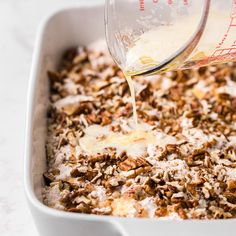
left=24, top=4, right=236, bottom=236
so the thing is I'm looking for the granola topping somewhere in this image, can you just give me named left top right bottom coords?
left=43, top=40, right=236, bottom=219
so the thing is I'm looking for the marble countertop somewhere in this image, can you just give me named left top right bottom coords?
left=0, top=0, right=103, bottom=235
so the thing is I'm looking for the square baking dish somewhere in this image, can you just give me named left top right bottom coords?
left=24, top=4, right=236, bottom=236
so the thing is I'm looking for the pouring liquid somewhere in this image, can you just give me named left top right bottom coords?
left=101, top=1, right=236, bottom=155
left=121, top=10, right=231, bottom=129
left=124, top=74, right=139, bottom=126
left=120, top=17, right=200, bottom=128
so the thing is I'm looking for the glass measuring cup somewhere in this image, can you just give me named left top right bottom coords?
left=105, top=0, right=236, bottom=76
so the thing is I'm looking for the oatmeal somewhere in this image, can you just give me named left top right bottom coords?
left=43, top=41, right=236, bottom=219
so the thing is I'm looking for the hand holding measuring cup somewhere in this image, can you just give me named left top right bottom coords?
left=105, top=0, right=236, bottom=76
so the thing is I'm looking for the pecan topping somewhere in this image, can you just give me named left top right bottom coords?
left=43, top=42, right=236, bottom=220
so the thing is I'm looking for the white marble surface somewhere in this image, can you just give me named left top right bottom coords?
left=0, top=0, right=103, bottom=235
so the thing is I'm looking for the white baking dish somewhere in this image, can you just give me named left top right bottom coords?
left=24, top=4, right=236, bottom=236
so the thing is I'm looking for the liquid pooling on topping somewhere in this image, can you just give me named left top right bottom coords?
left=79, top=122, right=176, bottom=157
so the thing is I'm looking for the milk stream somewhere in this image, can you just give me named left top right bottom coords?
left=124, top=74, right=138, bottom=126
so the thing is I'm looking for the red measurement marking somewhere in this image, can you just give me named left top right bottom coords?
left=231, top=0, right=236, bottom=18
left=139, top=0, right=145, bottom=11
left=139, top=0, right=163, bottom=11
left=210, top=1, right=236, bottom=59
left=183, top=0, right=189, bottom=5
left=212, top=47, right=236, bottom=56
left=139, top=0, right=187, bottom=11
left=229, top=48, right=236, bottom=53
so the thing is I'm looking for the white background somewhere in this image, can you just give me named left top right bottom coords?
left=0, top=0, right=103, bottom=235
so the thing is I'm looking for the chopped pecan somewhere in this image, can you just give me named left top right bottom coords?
left=43, top=172, right=56, bottom=186
left=119, top=157, right=138, bottom=171
left=155, top=208, right=168, bottom=217
left=227, top=180, right=236, bottom=192
left=70, top=166, right=88, bottom=178
left=68, top=202, right=91, bottom=213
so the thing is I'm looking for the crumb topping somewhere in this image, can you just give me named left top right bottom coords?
left=43, top=41, right=236, bottom=219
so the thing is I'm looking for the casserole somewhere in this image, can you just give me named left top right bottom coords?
left=24, top=4, right=236, bottom=236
